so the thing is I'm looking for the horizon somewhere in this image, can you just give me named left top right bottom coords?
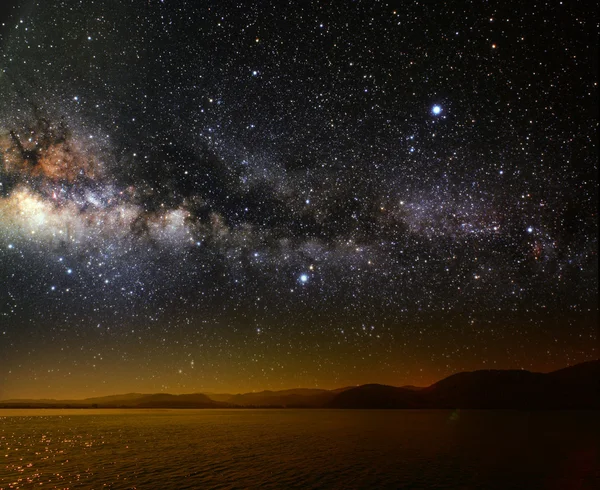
left=4, top=359, right=596, bottom=401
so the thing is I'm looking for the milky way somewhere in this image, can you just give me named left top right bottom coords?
left=0, top=0, right=597, bottom=398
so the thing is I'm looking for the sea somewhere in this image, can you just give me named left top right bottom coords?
left=1, top=409, right=598, bottom=489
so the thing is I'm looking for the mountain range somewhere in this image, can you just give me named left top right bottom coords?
left=2, top=360, right=598, bottom=409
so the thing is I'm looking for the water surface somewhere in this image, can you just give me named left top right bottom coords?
left=1, top=409, right=598, bottom=489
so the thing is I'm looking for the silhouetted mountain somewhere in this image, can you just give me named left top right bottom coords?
left=203, top=387, right=358, bottom=407
left=399, top=385, right=424, bottom=391
left=2, top=361, right=597, bottom=409
left=331, top=386, right=358, bottom=394
left=133, top=393, right=224, bottom=408
left=422, top=369, right=548, bottom=408
left=220, top=388, right=352, bottom=407
left=543, top=360, right=600, bottom=408
left=329, top=384, right=423, bottom=409
left=202, top=393, right=236, bottom=403
left=0, top=392, right=229, bottom=408
left=82, top=393, right=147, bottom=405
left=329, top=360, right=600, bottom=409
left=545, top=360, right=600, bottom=384
left=0, top=393, right=147, bottom=407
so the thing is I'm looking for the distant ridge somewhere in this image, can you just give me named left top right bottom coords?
left=2, top=361, right=598, bottom=409
left=0, top=393, right=231, bottom=409
left=329, top=360, right=600, bottom=409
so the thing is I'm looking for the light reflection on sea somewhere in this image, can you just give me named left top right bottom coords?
left=1, top=409, right=598, bottom=489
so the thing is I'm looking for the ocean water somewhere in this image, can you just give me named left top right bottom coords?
left=1, top=409, right=598, bottom=489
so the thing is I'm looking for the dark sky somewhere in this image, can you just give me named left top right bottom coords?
left=0, top=0, right=597, bottom=399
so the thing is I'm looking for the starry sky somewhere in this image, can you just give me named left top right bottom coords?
left=0, top=0, right=597, bottom=399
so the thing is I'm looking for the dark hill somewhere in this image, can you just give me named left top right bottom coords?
left=329, top=360, right=600, bottom=409
left=133, top=393, right=224, bottom=408
left=329, top=384, right=423, bottom=409
left=0, top=393, right=229, bottom=408
left=207, top=387, right=357, bottom=407
left=422, top=370, right=547, bottom=408
left=225, top=389, right=338, bottom=407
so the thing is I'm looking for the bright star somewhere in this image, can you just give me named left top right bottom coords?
left=432, top=105, right=442, bottom=115
left=299, top=274, right=309, bottom=283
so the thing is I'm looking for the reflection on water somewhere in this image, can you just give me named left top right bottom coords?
left=1, top=409, right=598, bottom=489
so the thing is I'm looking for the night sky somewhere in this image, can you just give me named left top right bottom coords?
left=0, top=0, right=597, bottom=399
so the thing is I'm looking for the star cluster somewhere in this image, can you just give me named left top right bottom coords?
left=0, top=0, right=597, bottom=398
